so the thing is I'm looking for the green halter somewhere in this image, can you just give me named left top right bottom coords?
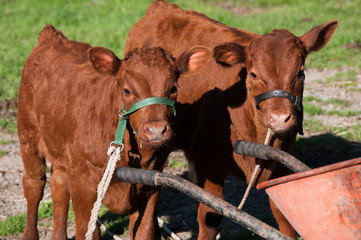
left=111, top=97, right=176, bottom=147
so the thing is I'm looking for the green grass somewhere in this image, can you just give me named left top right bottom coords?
left=99, top=207, right=129, bottom=236
left=303, top=96, right=322, bottom=103
left=0, top=213, right=26, bottom=236
left=303, top=119, right=328, bottom=133
left=0, top=139, right=15, bottom=145
left=303, top=103, right=323, bottom=116
left=0, top=117, right=17, bottom=133
left=168, top=159, right=187, bottom=169
left=326, top=70, right=358, bottom=88
left=1, top=0, right=360, bottom=100
left=325, top=98, right=350, bottom=106
left=0, top=201, right=128, bottom=237
left=331, top=125, right=361, bottom=141
left=327, top=110, right=361, bottom=117
left=304, top=96, right=351, bottom=106
left=0, top=202, right=53, bottom=236
left=0, top=150, right=9, bottom=157
left=297, top=132, right=353, bottom=150
left=303, top=119, right=361, bottom=142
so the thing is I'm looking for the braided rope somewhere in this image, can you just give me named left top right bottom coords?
left=85, top=145, right=181, bottom=240
left=85, top=146, right=121, bottom=240
left=216, top=128, right=273, bottom=239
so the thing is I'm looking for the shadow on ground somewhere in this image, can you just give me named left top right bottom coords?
left=157, top=133, right=361, bottom=240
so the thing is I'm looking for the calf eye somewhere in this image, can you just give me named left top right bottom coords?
left=124, top=89, right=131, bottom=95
left=250, top=72, right=257, bottom=78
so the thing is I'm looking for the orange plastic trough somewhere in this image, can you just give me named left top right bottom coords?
left=257, top=157, right=361, bottom=240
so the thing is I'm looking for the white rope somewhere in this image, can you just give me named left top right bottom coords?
left=216, top=128, right=273, bottom=239
left=85, top=145, right=181, bottom=240
left=85, top=146, right=121, bottom=240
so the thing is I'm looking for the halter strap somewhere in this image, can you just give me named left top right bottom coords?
left=254, top=90, right=304, bottom=135
left=255, top=90, right=302, bottom=111
left=113, top=97, right=176, bottom=146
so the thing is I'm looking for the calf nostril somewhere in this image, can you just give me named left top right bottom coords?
left=284, top=114, right=292, bottom=123
left=144, top=123, right=169, bottom=137
left=162, top=125, right=168, bottom=135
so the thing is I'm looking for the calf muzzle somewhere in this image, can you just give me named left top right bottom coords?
left=255, top=90, right=304, bottom=135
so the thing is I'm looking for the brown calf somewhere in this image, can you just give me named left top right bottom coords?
left=18, top=24, right=212, bottom=240
left=125, top=1, right=338, bottom=239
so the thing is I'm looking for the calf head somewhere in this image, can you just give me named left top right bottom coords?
left=214, top=20, right=338, bottom=135
left=88, top=46, right=211, bottom=146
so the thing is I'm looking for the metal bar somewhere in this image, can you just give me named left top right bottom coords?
left=115, top=167, right=294, bottom=240
left=234, top=140, right=311, bottom=173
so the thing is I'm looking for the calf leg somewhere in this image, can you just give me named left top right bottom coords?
left=70, top=182, right=101, bottom=240
left=270, top=198, right=297, bottom=239
left=129, top=190, right=160, bottom=240
left=20, top=141, right=46, bottom=240
left=50, top=167, right=70, bottom=240
left=196, top=176, right=225, bottom=240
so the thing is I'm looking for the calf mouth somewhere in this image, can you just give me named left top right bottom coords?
left=268, top=123, right=299, bottom=137
left=137, top=137, right=171, bottom=148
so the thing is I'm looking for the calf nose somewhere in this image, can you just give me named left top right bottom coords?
left=265, top=110, right=294, bottom=131
left=143, top=121, right=170, bottom=141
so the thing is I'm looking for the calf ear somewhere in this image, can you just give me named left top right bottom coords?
left=213, top=43, right=246, bottom=66
left=300, top=20, right=338, bottom=54
left=176, top=46, right=212, bottom=75
left=88, top=47, right=121, bottom=76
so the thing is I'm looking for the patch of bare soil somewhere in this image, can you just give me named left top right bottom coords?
left=1, top=68, right=361, bottom=239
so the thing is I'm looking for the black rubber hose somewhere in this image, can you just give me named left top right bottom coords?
left=234, top=140, right=311, bottom=172
left=115, top=167, right=157, bottom=186
left=115, top=167, right=294, bottom=240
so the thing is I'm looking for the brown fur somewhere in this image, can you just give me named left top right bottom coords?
left=18, top=24, right=212, bottom=240
left=125, top=1, right=338, bottom=239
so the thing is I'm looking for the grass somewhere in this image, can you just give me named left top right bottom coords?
left=99, top=207, right=129, bottom=236
left=0, top=150, right=9, bottom=157
left=0, top=202, right=53, bottom=236
left=297, top=132, right=353, bottom=150
left=326, top=69, right=358, bottom=88
left=303, top=103, right=323, bottom=116
left=303, top=96, right=322, bottom=103
left=0, top=201, right=128, bottom=237
left=303, top=119, right=328, bottom=133
left=325, top=98, right=350, bottom=106
left=0, top=116, right=17, bottom=133
left=302, top=119, right=361, bottom=142
left=331, top=125, right=361, bottom=141
left=168, top=159, right=187, bottom=169
left=0, top=213, right=26, bottom=236
left=304, top=96, right=351, bottom=107
left=0, top=139, right=15, bottom=145
left=327, top=110, right=361, bottom=117
left=1, top=0, right=360, bottom=100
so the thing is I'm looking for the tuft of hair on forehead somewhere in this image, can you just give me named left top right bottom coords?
left=251, top=29, right=306, bottom=58
left=124, top=47, right=178, bottom=72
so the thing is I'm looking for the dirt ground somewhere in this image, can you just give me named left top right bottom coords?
left=1, top=68, right=361, bottom=239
